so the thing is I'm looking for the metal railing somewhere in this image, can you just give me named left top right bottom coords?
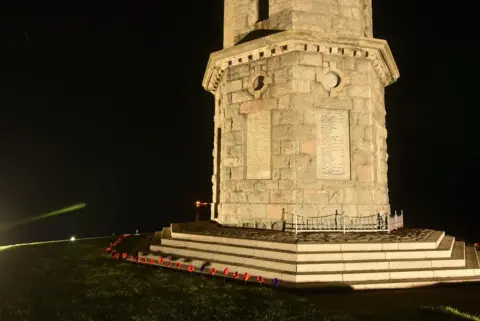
left=282, top=209, right=404, bottom=234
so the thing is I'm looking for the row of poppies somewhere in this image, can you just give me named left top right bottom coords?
left=105, top=234, right=281, bottom=287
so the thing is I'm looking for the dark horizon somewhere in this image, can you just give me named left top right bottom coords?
left=0, top=1, right=478, bottom=245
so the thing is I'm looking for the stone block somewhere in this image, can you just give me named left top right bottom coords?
left=272, top=109, right=303, bottom=125
left=266, top=56, right=280, bottom=71
left=297, top=80, right=311, bottom=93
left=348, top=85, right=371, bottom=98
left=280, top=168, right=295, bottom=179
left=344, top=57, right=356, bottom=70
left=300, top=140, right=316, bottom=154
left=271, top=81, right=297, bottom=96
left=272, top=141, right=281, bottom=155
left=270, top=190, right=295, bottom=204
left=226, top=79, right=243, bottom=93
left=229, top=64, right=250, bottom=80
left=280, top=51, right=300, bottom=67
left=291, top=65, right=316, bottom=80
left=279, top=180, right=294, bottom=190
left=278, top=95, right=291, bottom=109
left=303, top=189, right=328, bottom=204
left=230, top=167, right=244, bottom=180
left=266, top=180, right=279, bottom=190
left=299, top=52, right=323, bottom=66
left=229, top=191, right=247, bottom=203
left=296, top=166, right=317, bottom=184
left=237, top=180, right=255, bottom=192
left=273, top=67, right=292, bottom=84
left=356, top=59, right=371, bottom=72
left=267, top=204, right=284, bottom=220
left=290, top=93, right=314, bottom=110
left=357, top=189, right=374, bottom=204
left=224, top=181, right=237, bottom=192
left=224, top=104, right=240, bottom=118
left=344, top=187, right=357, bottom=204
left=280, top=140, right=298, bottom=155
left=224, top=130, right=243, bottom=146
left=272, top=155, right=291, bottom=169
left=351, top=125, right=365, bottom=141
left=352, top=151, right=367, bottom=165
left=295, top=154, right=313, bottom=168
left=231, top=115, right=244, bottom=131
left=327, top=188, right=345, bottom=204
left=223, top=157, right=240, bottom=167
left=247, top=191, right=270, bottom=203
left=240, top=98, right=277, bottom=113
left=357, top=165, right=374, bottom=182
left=272, top=124, right=292, bottom=141
left=232, top=91, right=253, bottom=103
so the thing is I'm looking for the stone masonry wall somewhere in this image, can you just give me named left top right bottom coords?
left=211, top=48, right=390, bottom=228
left=224, top=0, right=373, bottom=49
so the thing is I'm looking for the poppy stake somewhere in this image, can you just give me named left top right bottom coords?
left=187, top=265, right=194, bottom=276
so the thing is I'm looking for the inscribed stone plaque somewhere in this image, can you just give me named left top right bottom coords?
left=246, top=109, right=271, bottom=179
left=317, top=109, right=351, bottom=180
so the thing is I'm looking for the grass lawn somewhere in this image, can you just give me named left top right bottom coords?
left=0, top=235, right=480, bottom=321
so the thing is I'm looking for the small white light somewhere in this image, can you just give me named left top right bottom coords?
left=70, top=236, right=76, bottom=241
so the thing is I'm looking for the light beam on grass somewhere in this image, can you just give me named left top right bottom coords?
left=0, top=235, right=110, bottom=252
left=426, top=306, right=480, bottom=321
left=0, top=203, right=87, bottom=234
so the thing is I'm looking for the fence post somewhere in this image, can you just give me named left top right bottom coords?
left=401, top=209, right=404, bottom=228
left=335, top=210, right=338, bottom=230
left=294, top=212, right=298, bottom=235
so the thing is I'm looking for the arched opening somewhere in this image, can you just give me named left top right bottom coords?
left=258, top=0, right=269, bottom=22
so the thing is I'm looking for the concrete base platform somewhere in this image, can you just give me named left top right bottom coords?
left=144, top=221, right=480, bottom=290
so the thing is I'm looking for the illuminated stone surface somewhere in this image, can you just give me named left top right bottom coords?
left=205, top=0, right=399, bottom=228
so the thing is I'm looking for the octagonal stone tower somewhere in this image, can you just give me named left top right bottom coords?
left=203, top=0, right=400, bottom=229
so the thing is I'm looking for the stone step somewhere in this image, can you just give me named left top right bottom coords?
left=169, top=229, right=445, bottom=252
left=141, top=245, right=478, bottom=284
left=148, top=241, right=464, bottom=273
left=153, top=235, right=455, bottom=262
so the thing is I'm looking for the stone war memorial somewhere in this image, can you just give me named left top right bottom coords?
left=145, top=0, right=480, bottom=289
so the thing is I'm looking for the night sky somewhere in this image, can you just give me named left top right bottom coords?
left=0, top=1, right=478, bottom=244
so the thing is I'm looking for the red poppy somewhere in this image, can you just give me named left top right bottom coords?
left=150, top=259, right=156, bottom=265
left=129, top=255, right=135, bottom=261
left=175, top=262, right=181, bottom=268
left=113, top=253, right=120, bottom=259
left=257, top=276, right=264, bottom=283
left=224, top=268, right=230, bottom=276
left=167, top=261, right=172, bottom=267
left=475, top=242, right=479, bottom=249
left=105, top=248, right=112, bottom=253
left=188, top=265, right=194, bottom=272
left=243, top=272, right=250, bottom=281
left=122, top=253, right=128, bottom=260
left=233, top=271, right=239, bottom=278
left=210, top=268, right=217, bottom=275
left=159, top=258, right=164, bottom=264
left=137, top=257, right=143, bottom=263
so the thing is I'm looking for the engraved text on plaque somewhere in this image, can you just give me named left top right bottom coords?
left=246, top=109, right=271, bottom=179
left=317, top=108, right=351, bottom=180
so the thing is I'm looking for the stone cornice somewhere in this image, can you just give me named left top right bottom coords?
left=203, top=30, right=400, bottom=94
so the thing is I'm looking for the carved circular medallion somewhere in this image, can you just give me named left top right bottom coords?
left=323, top=71, right=341, bottom=89
left=248, top=71, right=271, bottom=98
left=253, top=75, right=266, bottom=91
